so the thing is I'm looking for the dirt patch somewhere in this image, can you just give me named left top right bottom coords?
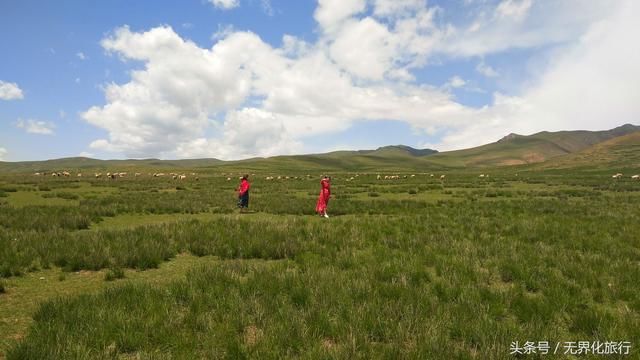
left=243, top=325, right=263, bottom=347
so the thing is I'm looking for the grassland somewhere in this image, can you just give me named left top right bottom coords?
left=0, top=167, right=639, bottom=359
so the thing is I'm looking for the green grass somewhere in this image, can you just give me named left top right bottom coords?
left=0, top=169, right=639, bottom=358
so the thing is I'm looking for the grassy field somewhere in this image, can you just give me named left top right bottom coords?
left=1, top=168, right=639, bottom=359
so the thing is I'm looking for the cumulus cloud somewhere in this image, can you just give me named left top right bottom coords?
left=16, top=119, right=56, bottom=135
left=208, top=0, right=239, bottom=10
left=76, top=52, right=87, bottom=60
left=0, top=147, right=7, bottom=161
left=0, top=81, right=24, bottom=100
left=314, top=0, right=367, bottom=34
left=82, top=0, right=639, bottom=159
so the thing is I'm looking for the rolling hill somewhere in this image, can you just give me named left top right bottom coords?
left=426, top=124, right=640, bottom=167
left=537, top=131, right=640, bottom=170
left=0, top=125, right=638, bottom=173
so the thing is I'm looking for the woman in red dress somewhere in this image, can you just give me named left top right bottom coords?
left=237, top=175, right=250, bottom=213
left=315, top=176, right=331, bottom=218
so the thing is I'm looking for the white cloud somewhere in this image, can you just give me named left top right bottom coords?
left=495, top=0, right=533, bottom=20
left=446, top=76, right=466, bottom=88
left=16, top=119, right=56, bottom=135
left=0, top=147, right=7, bottom=161
left=208, top=0, right=239, bottom=10
left=476, top=61, right=499, bottom=77
left=79, top=151, right=94, bottom=158
left=314, top=0, right=367, bottom=34
left=261, top=0, right=274, bottom=16
left=82, top=0, right=639, bottom=159
left=76, top=52, right=87, bottom=60
left=372, top=0, right=426, bottom=18
left=430, top=0, right=640, bottom=150
left=439, top=0, right=613, bottom=57
left=0, top=81, right=24, bottom=100
left=329, top=17, right=395, bottom=80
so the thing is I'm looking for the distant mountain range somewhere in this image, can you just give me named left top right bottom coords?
left=1, top=124, right=638, bottom=172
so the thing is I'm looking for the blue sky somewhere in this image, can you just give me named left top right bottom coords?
left=1, top=0, right=638, bottom=161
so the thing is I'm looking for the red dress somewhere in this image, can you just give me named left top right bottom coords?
left=315, top=178, right=331, bottom=214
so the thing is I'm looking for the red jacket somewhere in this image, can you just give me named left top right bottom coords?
left=238, top=179, right=250, bottom=195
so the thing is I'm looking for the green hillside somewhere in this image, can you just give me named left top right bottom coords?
left=1, top=125, right=638, bottom=173
left=537, top=131, right=640, bottom=170
left=0, top=157, right=224, bottom=174
left=427, top=124, right=640, bottom=167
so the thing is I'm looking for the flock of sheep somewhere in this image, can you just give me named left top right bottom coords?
left=33, top=171, right=197, bottom=180
left=31, top=171, right=640, bottom=181
left=612, top=173, right=639, bottom=179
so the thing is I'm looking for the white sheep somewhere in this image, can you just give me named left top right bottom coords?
left=440, top=175, right=446, bottom=180
left=632, top=175, right=639, bottom=179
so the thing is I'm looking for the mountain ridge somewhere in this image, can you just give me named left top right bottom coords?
left=1, top=124, right=638, bottom=172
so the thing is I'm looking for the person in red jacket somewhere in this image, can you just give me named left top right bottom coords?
left=315, top=175, right=331, bottom=218
left=237, top=174, right=251, bottom=212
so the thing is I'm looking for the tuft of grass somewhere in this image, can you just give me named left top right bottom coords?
left=104, top=268, right=125, bottom=282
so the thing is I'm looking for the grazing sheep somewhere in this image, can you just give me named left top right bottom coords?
left=227, top=177, right=232, bottom=181
left=119, top=172, right=127, bottom=177
left=153, top=173, right=165, bottom=177
left=62, top=171, right=70, bottom=177
left=377, top=174, right=381, bottom=180
left=135, top=173, right=141, bottom=177
left=430, top=174, right=434, bottom=177
left=612, top=173, right=623, bottom=179
left=350, top=176, right=355, bottom=181
left=479, top=174, right=485, bottom=178
left=411, top=174, right=415, bottom=178
left=179, top=175, right=187, bottom=180
left=95, top=173, right=102, bottom=178
left=632, top=175, right=639, bottom=179
left=440, top=175, right=446, bottom=180
left=34, top=172, right=41, bottom=176
left=77, top=173, right=82, bottom=177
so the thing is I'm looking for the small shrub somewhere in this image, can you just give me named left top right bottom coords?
left=368, top=192, right=380, bottom=197
left=58, top=273, right=66, bottom=282
left=104, top=268, right=125, bottom=281
left=38, top=186, right=51, bottom=192
left=408, top=189, right=418, bottom=195
left=0, top=280, right=5, bottom=294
